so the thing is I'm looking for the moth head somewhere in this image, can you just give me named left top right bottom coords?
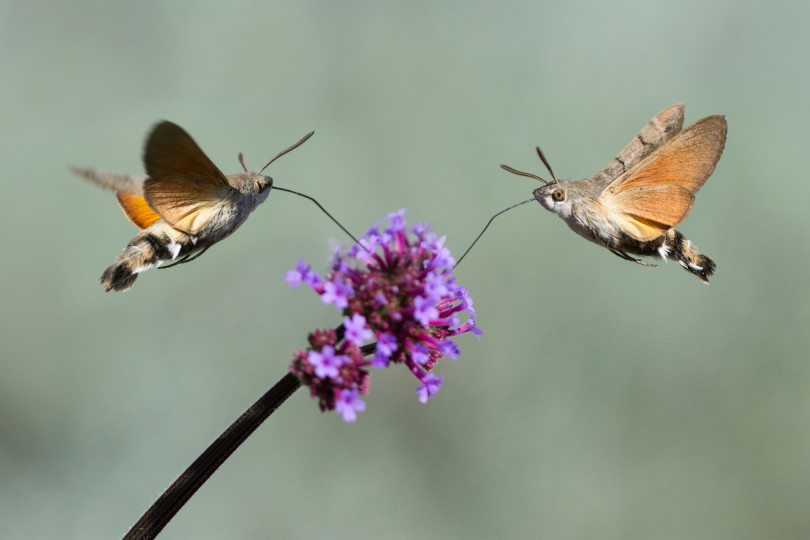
left=254, top=174, right=273, bottom=203
left=252, top=173, right=274, bottom=202
left=231, top=160, right=275, bottom=203
left=233, top=130, right=314, bottom=204
left=533, top=179, right=580, bottom=217
left=501, top=145, right=569, bottom=214
left=232, top=153, right=273, bottom=201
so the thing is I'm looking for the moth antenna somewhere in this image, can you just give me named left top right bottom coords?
left=271, top=186, right=363, bottom=249
left=455, top=198, right=535, bottom=267
left=258, top=131, right=315, bottom=174
left=535, top=146, right=558, bottom=183
left=238, top=152, right=249, bottom=172
left=500, top=164, right=549, bottom=184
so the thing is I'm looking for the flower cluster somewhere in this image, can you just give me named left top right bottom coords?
left=287, top=210, right=480, bottom=422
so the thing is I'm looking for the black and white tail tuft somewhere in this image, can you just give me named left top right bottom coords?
left=101, top=230, right=186, bottom=292
left=660, top=229, right=716, bottom=284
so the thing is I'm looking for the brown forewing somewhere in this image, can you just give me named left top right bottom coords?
left=142, top=121, right=232, bottom=235
left=591, top=103, right=686, bottom=189
left=605, top=115, right=727, bottom=195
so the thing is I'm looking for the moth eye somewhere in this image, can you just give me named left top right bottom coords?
left=256, top=181, right=268, bottom=194
left=552, top=188, right=565, bottom=202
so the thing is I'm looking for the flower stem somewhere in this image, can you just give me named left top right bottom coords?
left=122, top=372, right=302, bottom=540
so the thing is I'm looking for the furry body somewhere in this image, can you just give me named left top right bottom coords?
left=509, top=104, right=726, bottom=283
left=70, top=120, right=275, bottom=291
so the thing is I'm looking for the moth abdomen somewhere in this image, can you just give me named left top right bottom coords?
left=100, top=226, right=195, bottom=292
left=659, top=229, right=715, bottom=284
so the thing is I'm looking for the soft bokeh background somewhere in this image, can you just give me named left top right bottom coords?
left=2, top=1, right=809, bottom=538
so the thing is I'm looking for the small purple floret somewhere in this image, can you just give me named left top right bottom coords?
left=438, top=339, right=460, bottom=360
left=335, top=389, right=366, bottom=422
left=413, top=295, right=439, bottom=326
left=307, top=345, right=347, bottom=379
left=411, top=343, right=430, bottom=365
left=321, top=277, right=353, bottom=309
left=344, top=314, right=373, bottom=346
left=416, top=373, right=444, bottom=403
left=284, top=259, right=310, bottom=288
left=373, top=332, right=398, bottom=367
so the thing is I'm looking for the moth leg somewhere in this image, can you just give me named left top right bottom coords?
left=178, top=246, right=211, bottom=264
left=159, top=253, right=194, bottom=269
left=609, top=248, right=657, bottom=267
left=159, top=246, right=211, bottom=269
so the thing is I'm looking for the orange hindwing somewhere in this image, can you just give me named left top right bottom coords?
left=116, top=192, right=162, bottom=230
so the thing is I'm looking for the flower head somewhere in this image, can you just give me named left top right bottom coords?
left=289, top=210, right=479, bottom=421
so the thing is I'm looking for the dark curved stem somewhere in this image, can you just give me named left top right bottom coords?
left=122, top=372, right=302, bottom=540
left=122, top=332, right=380, bottom=539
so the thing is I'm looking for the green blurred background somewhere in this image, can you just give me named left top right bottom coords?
left=2, top=1, right=809, bottom=538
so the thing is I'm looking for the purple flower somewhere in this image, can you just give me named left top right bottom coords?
left=384, top=208, right=408, bottom=234
left=438, top=339, right=460, bottom=360
left=321, top=277, right=353, bottom=309
left=285, top=259, right=311, bottom=288
left=307, top=345, right=347, bottom=379
left=373, top=333, right=398, bottom=367
left=459, top=287, right=475, bottom=316
left=456, top=318, right=483, bottom=341
left=343, top=314, right=373, bottom=346
left=424, top=271, right=450, bottom=299
left=411, top=343, right=430, bottom=365
left=410, top=221, right=430, bottom=236
left=413, top=295, right=439, bottom=326
left=351, top=238, right=377, bottom=263
left=415, top=373, right=444, bottom=403
left=335, top=389, right=366, bottom=422
left=289, top=211, right=479, bottom=422
left=421, top=233, right=455, bottom=268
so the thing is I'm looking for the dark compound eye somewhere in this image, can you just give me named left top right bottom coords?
left=552, top=188, right=565, bottom=202
left=256, top=181, right=268, bottom=194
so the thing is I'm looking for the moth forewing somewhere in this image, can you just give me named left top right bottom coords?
left=143, top=121, right=230, bottom=189
left=603, top=115, right=727, bottom=197
left=591, top=103, right=685, bottom=189
left=144, top=176, right=234, bottom=235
